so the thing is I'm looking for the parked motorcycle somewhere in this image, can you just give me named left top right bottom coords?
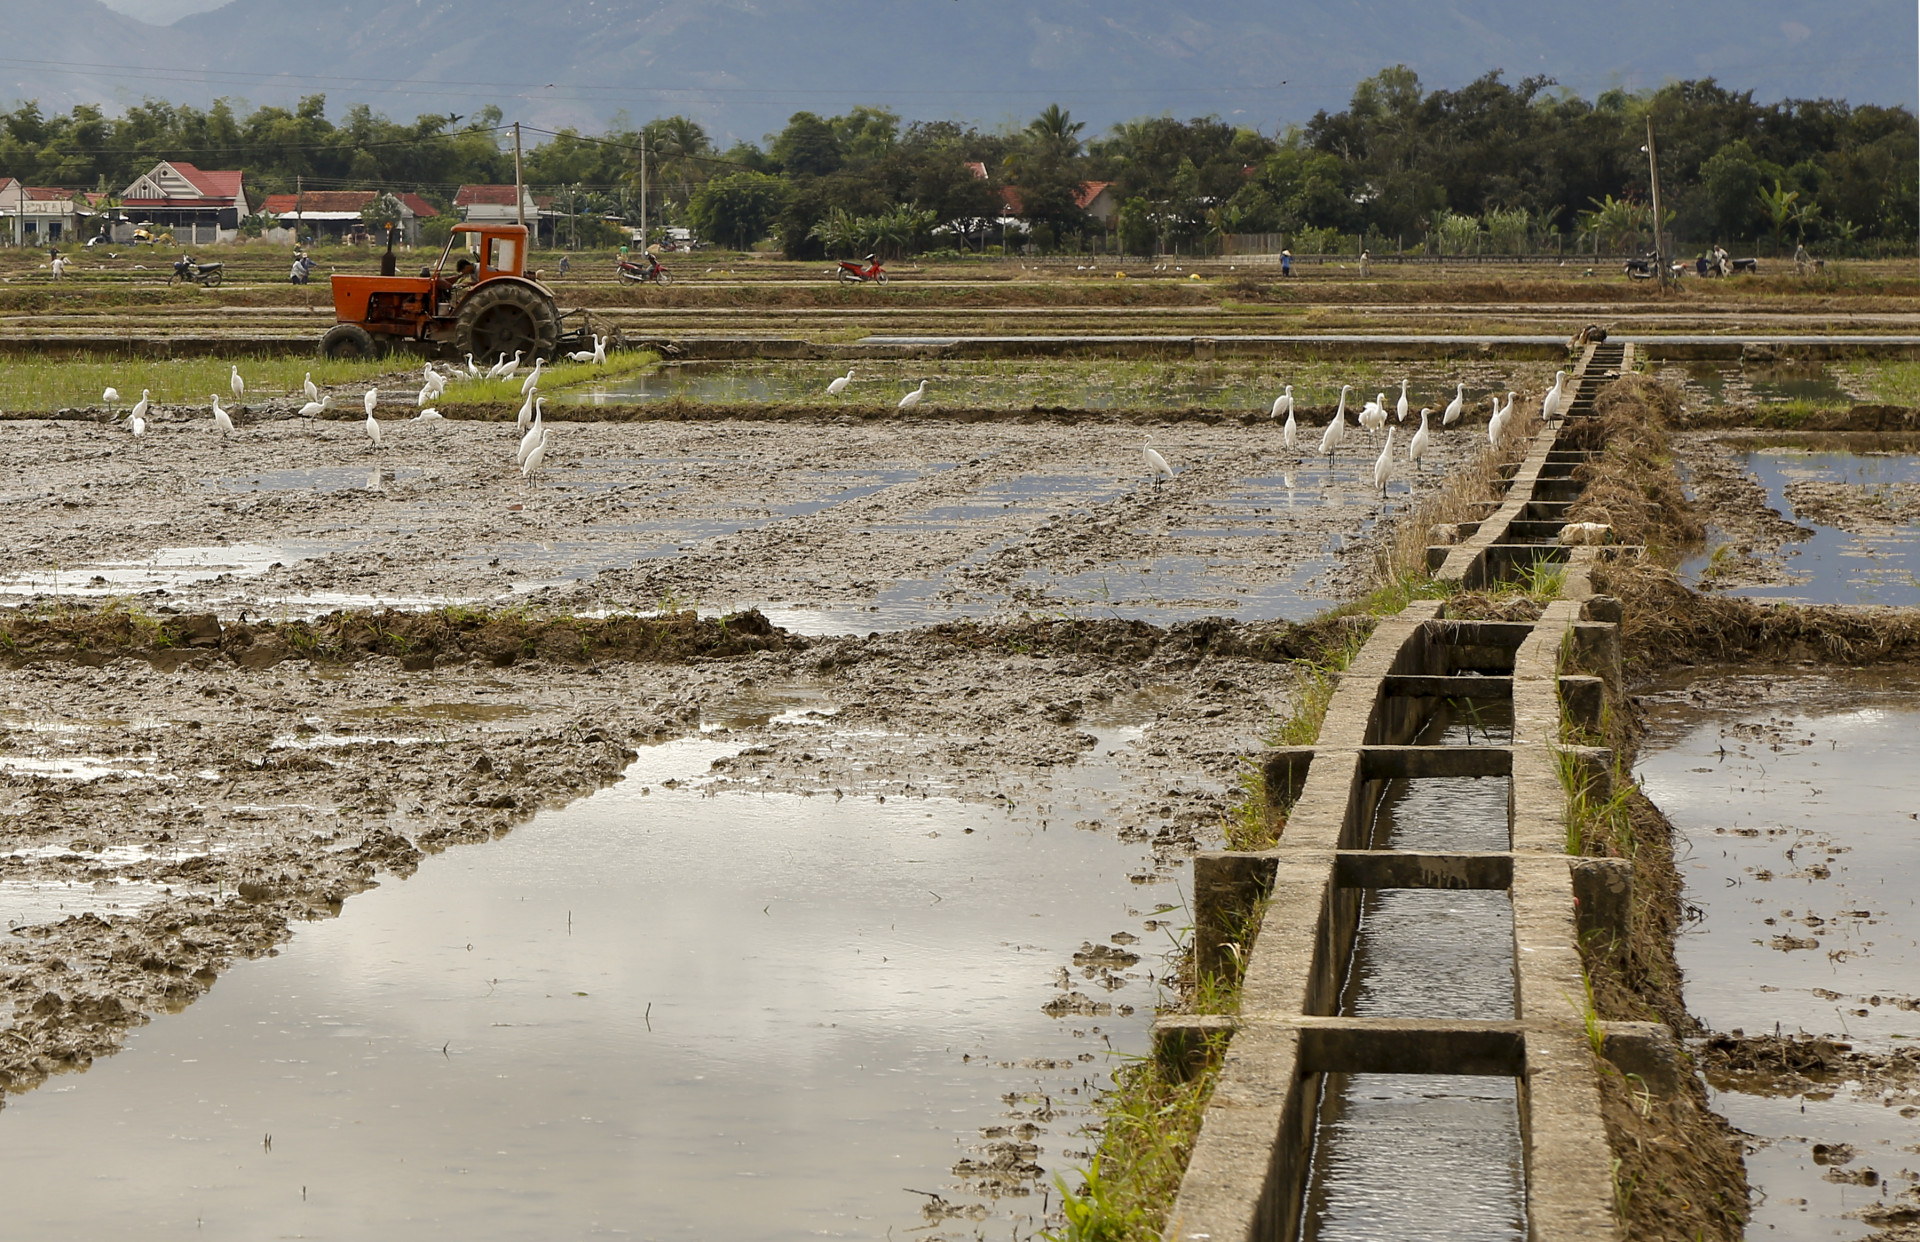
left=169, top=256, right=224, bottom=287
left=835, top=254, right=887, bottom=285
left=1622, top=253, right=1662, bottom=280
left=615, top=254, right=669, bottom=285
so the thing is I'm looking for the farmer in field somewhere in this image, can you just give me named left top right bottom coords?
left=1281, top=249, right=1292, bottom=277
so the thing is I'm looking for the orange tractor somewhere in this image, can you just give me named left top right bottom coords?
left=319, top=223, right=607, bottom=362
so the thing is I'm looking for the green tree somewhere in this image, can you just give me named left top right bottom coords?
left=1698, top=141, right=1768, bottom=240
left=687, top=171, right=787, bottom=249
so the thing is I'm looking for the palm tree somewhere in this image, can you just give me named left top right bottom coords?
left=1026, top=104, right=1085, bottom=155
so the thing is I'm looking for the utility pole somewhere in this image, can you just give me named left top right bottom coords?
left=639, top=132, right=648, bottom=249
left=513, top=122, right=525, bottom=230
left=1644, top=117, right=1667, bottom=289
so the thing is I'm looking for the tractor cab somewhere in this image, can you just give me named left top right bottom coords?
left=321, top=223, right=573, bottom=364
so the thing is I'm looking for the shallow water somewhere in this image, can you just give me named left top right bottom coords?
left=1710, top=1086, right=1920, bottom=1241
left=1636, top=677, right=1920, bottom=1047
left=1684, top=448, right=1920, bottom=607
left=1300, top=1073, right=1526, bottom=1242
left=1368, top=776, right=1512, bottom=852
left=0, top=729, right=1170, bottom=1239
left=1637, top=669, right=1920, bottom=1239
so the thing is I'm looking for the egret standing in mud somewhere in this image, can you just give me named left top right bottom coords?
left=1142, top=435, right=1174, bottom=479
left=299, top=395, right=329, bottom=417
left=518, top=399, right=546, bottom=467
left=129, top=389, right=149, bottom=426
left=364, top=389, right=383, bottom=452
left=1373, top=425, right=1396, bottom=496
left=522, top=424, right=549, bottom=488
left=304, top=372, right=320, bottom=404
left=1442, top=382, right=1466, bottom=426
left=1271, top=384, right=1293, bottom=422
left=827, top=368, right=855, bottom=396
left=229, top=365, right=245, bottom=404
left=211, top=395, right=235, bottom=436
left=898, top=380, right=930, bottom=410
left=1318, top=386, right=1350, bottom=465
left=102, top=386, right=120, bottom=404
left=1395, top=377, right=1410, bottom=423
left=1409, top=408, right=1431, bottom=471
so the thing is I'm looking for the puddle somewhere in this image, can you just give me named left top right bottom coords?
left=0, top=754, right=163, bottom=781
left=201, top=467, right=426, bottom=494
left=0, top=731, right=1171, bottom=1239
left=1, top=878, right=181, bottom=929
left=1683, top=448, right=1920, bottom=607
left=1637, top=668, right=1920, bottom=1239
left=1665, top=362, right=1859, bottom=412
left=1300, top=1073, right=1526, bottom=1242
left=338, top=702, right=531, bottom=726
left=0, top=542, right=345, bottom=603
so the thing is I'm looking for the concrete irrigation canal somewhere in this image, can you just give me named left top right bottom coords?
left=1, top=325, right=1917, bottom=1239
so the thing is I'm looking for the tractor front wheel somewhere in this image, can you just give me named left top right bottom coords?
left=456, top=282, right=561, bottom=362
left=319, top=323, right=379, bottom=360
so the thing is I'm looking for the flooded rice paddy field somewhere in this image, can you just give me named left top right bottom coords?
left=0, top=405, right=1487, bottom=627
left=1674, top=432, right=1920, bottom=607
left=1637, top=667, right=1920, bottom=1239
left=1, top=384, right=1357, bottom=1233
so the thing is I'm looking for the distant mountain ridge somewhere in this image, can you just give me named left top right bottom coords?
left=6, top=0, right=1914, bottom=143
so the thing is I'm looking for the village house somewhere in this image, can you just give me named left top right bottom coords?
left=261, top=190, right=439, bottom=245
left=0, top=180, right=96, bottom=245
left=117, top=162, right=250, bottom=245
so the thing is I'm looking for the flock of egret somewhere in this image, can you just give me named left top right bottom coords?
left=98, top=339, right=619, bottom=487
left=93, top=355, right=1567, bottom=502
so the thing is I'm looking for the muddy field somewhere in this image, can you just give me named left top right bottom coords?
left=0, top=402, right=1482, bottom=622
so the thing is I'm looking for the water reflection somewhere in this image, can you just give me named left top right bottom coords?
left=0, top=734, right=1167, bottom=1240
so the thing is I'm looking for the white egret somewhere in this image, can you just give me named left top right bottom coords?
left=1318, top=386, right=1351, bottom=461
left=497, top=352, right=523, bottom=381
left=1270, top=384, right=1293, bottom=421
left=1409, top=408, right=1431, bottom=471
left=592, top=334, right=607, bottom=365
left=898, top=380, right=930, bottom=410
left=516, top=388, right=538, bottom=430
left=298, top=396, right=329, bottom=417
left=1540, top=371, right=1567, bottom=421
left=517, top=399, right=545, bottom=466
left=1373, top=425, right=1395, bottom=495
left=1282, top=404, right=1297, bottom=452
left=103, top=386, right=121, bottom=404
left=1488, top=399, right=1509, bottom=447
left=211, top=395, right=235, bottom=436
left=521, top=426, right=549, bottom=484
left=130, top=410, right=147, bottom=438
left=520, top=358, right=545, bottom=396
left=1359, top=392, right=1387, bottom=437
left=827, top=368, right=855, bottom=396
left=463, top=354, right=481, bottom=378
left=364, top=388, right=379, bottom=417
left=229, top=365, right=245, bottom=402
left=1442, top=382, right=1465, bottom=426
left=1142, top=436, right=1174, bottom=478
left=413, top=408, right=442, bottom=421
left=567, top=346, right=596, bottom=363
left=365, top=403, right=383, bottom=451
left=303, top=372, right=320, bottom=403
left=129, top=389, right=150, bottom=424
left=416, top=383, right=436, bottom=407
left=1395, top=378, right=1410, bottom=423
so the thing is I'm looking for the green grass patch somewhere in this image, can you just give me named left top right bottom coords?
left=1837, top=360, right=1920, bottom=407
left=0, top=353, right=403, bottom=412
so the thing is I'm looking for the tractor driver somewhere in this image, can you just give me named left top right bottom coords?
left=434, top=257, right=477, bottom=310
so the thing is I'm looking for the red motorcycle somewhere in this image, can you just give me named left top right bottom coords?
left=835, top=254, right=887, bottom=285
left=616, top=254, right=670, bottom=285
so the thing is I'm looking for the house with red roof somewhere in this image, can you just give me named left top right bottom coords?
left=260, top=189, right=439, bottom=244
left=118, top=162, right=251, bottom=244
left=963, top=162, right=1118, bottom=227
left=0, top=179, right=96, bottom=245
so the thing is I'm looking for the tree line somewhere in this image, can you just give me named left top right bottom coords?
left=1, top=68, right=1913, bottom=256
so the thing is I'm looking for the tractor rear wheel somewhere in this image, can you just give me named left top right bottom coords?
left=456, top=282, right=561, bottom=363
left=319, top=323, right=379, bottom=360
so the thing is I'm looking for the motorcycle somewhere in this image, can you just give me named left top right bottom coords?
left=169, top=256, right=224, bottom=287
left=615, top=255, right=669, bottom=285
left=835, top=254, right=887, bottom=285
left=1622, top=253, right=1662, bottom=281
